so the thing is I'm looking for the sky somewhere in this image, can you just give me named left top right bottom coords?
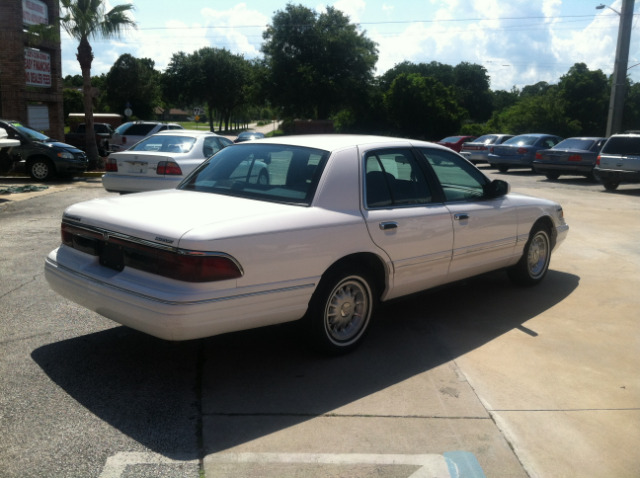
left=59, top=0, right=640, bottom=92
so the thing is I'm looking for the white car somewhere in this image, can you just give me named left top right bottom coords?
left=102, top=130, right=233, bottom=193
left=45, top=135, right=568, bottom=354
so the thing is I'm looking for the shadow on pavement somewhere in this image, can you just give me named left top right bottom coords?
left=32, top=269, right=579, bottom=459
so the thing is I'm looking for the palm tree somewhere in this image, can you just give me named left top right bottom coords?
left=60, top=0, right=136, bottom=168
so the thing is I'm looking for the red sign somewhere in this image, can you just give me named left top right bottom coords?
left=23, top=0, right=48, bottom=26
left=25, top=49, right=51, bottom=87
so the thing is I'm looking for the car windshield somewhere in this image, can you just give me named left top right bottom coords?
left=602, top=136, right=640, bottom=156
left=130, top=135, right=197, bottom=153
left=504, top=135, right=538, bottom=146
left=179, top=143, right=330, bottom=206
left=10, top=122, right=50, bottom=141
left=553, top=138, right=596, bottom=151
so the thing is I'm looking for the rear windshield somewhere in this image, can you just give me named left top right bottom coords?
left=504, top=135, right=539, bottom=146
left=553, top=138, right=597, bottom=151
left=179, top=143, right=330, bottom=206
left=120, top=123, right=156, bottom=136
left=474, top=135, right=498, bottom=144
left=602, top=136, right=640, bottom=156
left=130, top=135, right=196, bottom=153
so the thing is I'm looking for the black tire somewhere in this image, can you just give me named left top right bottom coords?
left=498, top=165, right=509, bottom=173
left=545, top=172, right=560, bottom=180
left=28, top=158, right=55, bottom=181
left=305, top=268, right=376, bottom=355
left=508, top=224, right=551, bottom=286
left=603, top=180, right=619, bottom=191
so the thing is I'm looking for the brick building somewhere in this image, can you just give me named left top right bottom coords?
left=0, top=0, right=64, bottom=140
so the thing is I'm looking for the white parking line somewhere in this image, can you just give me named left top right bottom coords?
left=98, top=452, right=198, bottom=478
left=100, top=450, right=485, bottom=478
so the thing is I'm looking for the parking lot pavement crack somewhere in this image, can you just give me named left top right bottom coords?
left=0, top=275, right=38, bottom=300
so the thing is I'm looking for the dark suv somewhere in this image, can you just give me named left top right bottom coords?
left=595, top=134, right=640, bottom=191
left=0, top=120, right=88, bottom=180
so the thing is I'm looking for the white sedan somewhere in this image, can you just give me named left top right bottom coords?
left=102, top=130, right=233, bottom=193
left=45, top=135, right=568, bottom=354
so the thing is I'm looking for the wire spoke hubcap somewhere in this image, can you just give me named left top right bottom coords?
left=325, top=278, right=370, bottom=343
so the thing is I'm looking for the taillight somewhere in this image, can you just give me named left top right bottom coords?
left=517, top=147, right=528, bottom=155
left=535, top=152, right=543, bottom=160
left=60, top=222, right=243, bottom=282
left=122, top=136, right=127, bottom=144
left=596, top=155, right=601, bottom=165
left=105, top=157, right=118, bottom=172
left=568, top=154, right=582, bottom=162
left=157, top=161, right=182, bottom=175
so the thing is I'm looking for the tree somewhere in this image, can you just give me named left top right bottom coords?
left=383, top=73, right=465, bottom=139
left=105, top=54, right=161, bottom=120
left=261, top=4, right=378, bottom=119
left=557, top=63, right=609, bottom=136
left=60, top=0, right=135, bottom=167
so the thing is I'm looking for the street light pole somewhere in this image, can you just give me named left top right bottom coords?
left=598, top=0, right=635, bottom=136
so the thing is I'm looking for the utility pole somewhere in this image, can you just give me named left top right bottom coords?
left=599, top=0, right=635, bottom=136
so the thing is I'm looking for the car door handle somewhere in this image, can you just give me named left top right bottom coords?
left=454, top=213, right=469, bottom=220
left=379, top=221, right=398, bottom=230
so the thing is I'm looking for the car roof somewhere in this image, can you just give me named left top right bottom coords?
left=242, top=134, right=451, bottom=153
left=152, top=130, right=219, bottom=136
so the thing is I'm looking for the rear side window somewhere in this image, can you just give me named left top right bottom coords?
left=365, top=149, right=432, bottom=208
left=602, top=136, right=640, bottom=156
left=130, top=135, right=196, bottom=153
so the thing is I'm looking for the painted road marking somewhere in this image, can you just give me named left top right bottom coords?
left=100, top=450, right=485, bottom=478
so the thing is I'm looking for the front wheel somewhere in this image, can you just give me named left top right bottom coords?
left=545, top=172, right=560, bottom=180
left=508, top=225, right=551, bottom=286
left=497, top=165, right=509, bottom=173
left=28, top=158, right=55, bottom=181
left=305, top=269, right=375, bottom=355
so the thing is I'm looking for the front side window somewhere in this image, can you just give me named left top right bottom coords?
left=419, top=148, right=488, bottom=202
left=179, top=144, right=329, bottom=206
left=365, top=149, right=432, bottom=208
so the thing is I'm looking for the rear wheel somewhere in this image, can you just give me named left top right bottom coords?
left=305, top=268, right=375, bottom=355
left=28, top=158, right=55, bottom=181
left=603, top=180, right=619, bottom=191
left=497, top=165, right=509, bottom=173
left=508, top=224, right=551, bottom=286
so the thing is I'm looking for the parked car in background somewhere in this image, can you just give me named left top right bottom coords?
left=533, top=137, right=606, bottom=180
left=64, top=122, right=114, bottom=157
left=594, top=133, right=640, bottom=191
left=460, top=134, right=514, bottom=164
left=110, top=121, right=184, bottom=152
left=488, top=134, right=563, bottom=172
left=46, top=135, right=568, bottom=355
left=235, top=131, right=266, bottom=143
left=0, top=119, right=88, bottom=180
left=102, top=130, right=232, bottom=193
left=436, top=135, right=477, bottom=152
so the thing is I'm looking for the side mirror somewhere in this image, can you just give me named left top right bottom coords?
left=485, top=179, right=510, bottom=198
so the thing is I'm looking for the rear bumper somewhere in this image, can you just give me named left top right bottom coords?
left=102, top=173, right=182, bottom=193
left=594, top=168, right=640, bottom=183
left=533, top=162, right=593, bottom=175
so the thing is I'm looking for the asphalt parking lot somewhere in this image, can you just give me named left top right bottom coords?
left=0, top=167, right=638, bottom=478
